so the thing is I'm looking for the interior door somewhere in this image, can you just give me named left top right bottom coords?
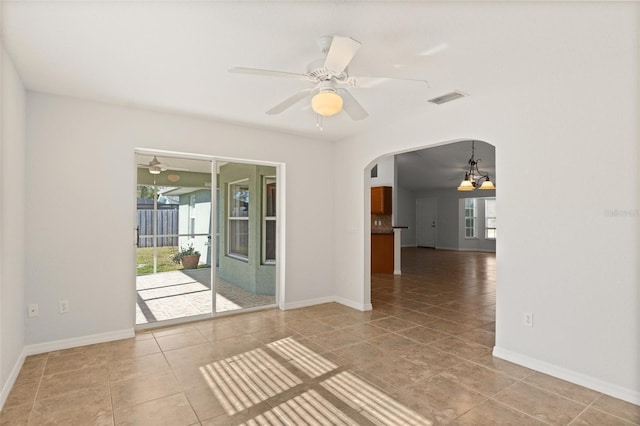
left=416, top=197, right=437, bottom=248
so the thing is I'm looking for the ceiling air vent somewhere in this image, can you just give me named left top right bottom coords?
left=428, top=90, right=467, bottom=105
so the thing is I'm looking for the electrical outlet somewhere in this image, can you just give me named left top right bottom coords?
left=523, top=312, right=534, bottom=327
left=59, top=300, right=70, bottom=314
left=28, top=304, right=39, bottom=317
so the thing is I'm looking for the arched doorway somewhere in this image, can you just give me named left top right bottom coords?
left=366, top=139, right=496, bottom=305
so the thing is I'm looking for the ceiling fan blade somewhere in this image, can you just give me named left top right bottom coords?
left=229, top=67, right=312, bottom=81
left=162, top=167, right=186, bottom=172
left=348, top=75, right=429, bottom=88
left=338, top=89, right=368, bottom=121
left=266, top=89, right=314, bottom=115
left=324, top=36, right=361, bottom=73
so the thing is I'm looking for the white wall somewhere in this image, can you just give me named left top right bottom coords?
left=0, top=46, right=27, bottom=406
left=395, top=184, right=416, bottom=246
left=25, top=92, right=335, bottom=345
left=369, top=155, right=394, bottom=187
left=333, top=3, right=639, bottom=404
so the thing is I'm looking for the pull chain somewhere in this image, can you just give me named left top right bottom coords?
left=316, top=114, right=324, bottom=131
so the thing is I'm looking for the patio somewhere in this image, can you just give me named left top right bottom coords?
left=136, top=268, right=275, bottom=325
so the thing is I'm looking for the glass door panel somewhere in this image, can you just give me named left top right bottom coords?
left=214, top=161, right=277, bottom=314
left=135, top=154, right=213, bottom=326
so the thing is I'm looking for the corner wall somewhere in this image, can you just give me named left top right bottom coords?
left=332, top=3, right=639, bottom=404
left=0, top=45, right=27, bottom=406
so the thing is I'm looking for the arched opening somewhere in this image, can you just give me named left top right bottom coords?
left=366, top=139, right=497, bottom=343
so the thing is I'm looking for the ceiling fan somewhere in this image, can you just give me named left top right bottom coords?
left=137, top=156, right=188, bottom=175
left=229, top=35, right=428, bottom=121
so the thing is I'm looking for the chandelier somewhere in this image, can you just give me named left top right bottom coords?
left=456, top=141, right=496, bottom=191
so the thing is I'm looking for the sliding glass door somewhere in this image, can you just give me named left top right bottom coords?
left=135, top=153, right=278, bottom=327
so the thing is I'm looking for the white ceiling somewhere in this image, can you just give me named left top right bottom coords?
left=3, top=1, right=628, bottom=143
left=3, top=2, right=630, bottom=192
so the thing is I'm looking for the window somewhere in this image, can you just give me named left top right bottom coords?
left=485, top=198, right=497, bottom=239
left=228, top=180, right=249, bottom=259
left=464, top=198, right=477, bottom=239
left=263, top=176, right=276, bottom=264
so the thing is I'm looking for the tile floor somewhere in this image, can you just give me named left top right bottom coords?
left=136, top=268, right=275, bottom=324
left=2, top=248, right=639, bottom=425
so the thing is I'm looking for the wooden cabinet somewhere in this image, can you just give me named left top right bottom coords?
left=371, top=186, right=393, bottom=274
left=371, top=186, right=392, bottom=214
left=371, top=233, right=394, bottom=274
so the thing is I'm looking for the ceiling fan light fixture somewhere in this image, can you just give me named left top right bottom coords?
left=311, top=90, right=343, bottom=117
left=149, top=165, right=161, bottom=175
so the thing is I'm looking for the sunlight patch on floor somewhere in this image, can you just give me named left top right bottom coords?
left=267, top=337, right=338, bottom=378
left=200, top=348, right=302, bottom=415
left=322, top=371, right=432, bottom=426
left=242, top=390, right=359, bottom=426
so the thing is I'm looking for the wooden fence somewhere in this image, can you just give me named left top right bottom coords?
left=137, top=208, right=179, bottom=247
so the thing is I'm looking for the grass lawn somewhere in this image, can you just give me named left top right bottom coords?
left=136, top=246, right=182, bottom=275
left=136, top=246, right=210, bottom=275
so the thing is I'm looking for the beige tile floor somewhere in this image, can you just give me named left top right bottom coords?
left=2, top=248, right=639, bottom=425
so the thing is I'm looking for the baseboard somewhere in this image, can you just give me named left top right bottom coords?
left=24, top=328, right=135, bottom=356
left=408, top=245, right=497, bottom=253
left=334, top=296, right=372, bottom=312
left=283, top=296, right=372, bottom=312
left=433, top=246, right=496, bottom=253
left=455, top=247, right=496, bottom=253
left=282, top=296, right=336, bottom=311
left=493, top=346, right=640, bottom=405
left=0, top=348, right=27, bottom=410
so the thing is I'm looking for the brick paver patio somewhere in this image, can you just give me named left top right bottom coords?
left=136, top=268, right=275, bottom=324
